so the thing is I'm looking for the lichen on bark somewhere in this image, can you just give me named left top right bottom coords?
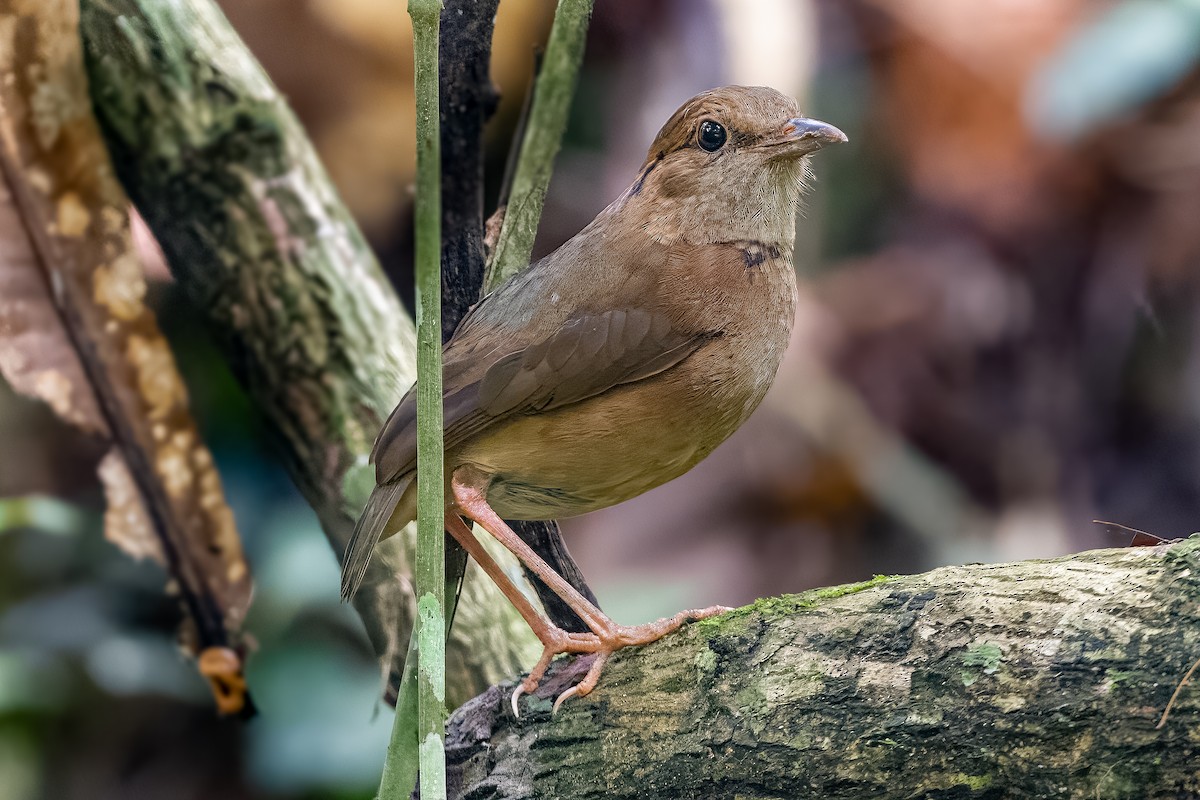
left=446, top=539, right=1200, bottom=799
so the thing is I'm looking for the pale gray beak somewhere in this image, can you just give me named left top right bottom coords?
left=782, top=117, right=848, bottom=148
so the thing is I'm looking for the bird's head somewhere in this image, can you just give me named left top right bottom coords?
left=620, top=85, right=846, bottom=247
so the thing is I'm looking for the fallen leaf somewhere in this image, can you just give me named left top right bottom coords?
left=0, top=0, right=254, bottom=715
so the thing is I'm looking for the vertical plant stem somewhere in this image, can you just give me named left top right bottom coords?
left=379, top=645, right=419, bottom=796
left=413, top=0, right=447, bottom=791
left=380, top=0, right=445, bottom=797
left=484, top=0, right=595, bottom=290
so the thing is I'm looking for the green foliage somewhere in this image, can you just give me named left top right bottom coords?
left=0, top=497, right=85, bottom=538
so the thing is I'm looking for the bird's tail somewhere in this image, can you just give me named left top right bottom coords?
left=341, top=477, right=412, bottom=601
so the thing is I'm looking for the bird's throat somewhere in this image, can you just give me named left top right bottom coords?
left=622, top=158, right=806, bottom=248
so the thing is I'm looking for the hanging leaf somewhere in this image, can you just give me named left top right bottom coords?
left=0, top=0, right=254, bottom=715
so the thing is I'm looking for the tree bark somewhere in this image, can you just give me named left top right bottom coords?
left=78, top=0, right=537, bottom=705
left=445, top=539, right=1200, bottom=799
left=438, top=0, right=499, bottom=338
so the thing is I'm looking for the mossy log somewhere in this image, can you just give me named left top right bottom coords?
left=446, top=540, right=1200, bottom=799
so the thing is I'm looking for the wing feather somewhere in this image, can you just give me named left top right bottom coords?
left=371, top=308, right=712, bottom=486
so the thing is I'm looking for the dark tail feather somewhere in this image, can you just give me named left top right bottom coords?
left=511, top=519, right=600, bottom=633
left=341, top=479, right=409, bottom=601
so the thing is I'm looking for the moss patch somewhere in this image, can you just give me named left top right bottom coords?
left=1163, top=533, right=1200, bottom=574
left=695, top=575, right=896, bottom=638
left=947, top=773, right=993, bottom=790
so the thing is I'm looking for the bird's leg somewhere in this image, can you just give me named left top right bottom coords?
left=442, top=513, right=599, bottom=705
left=451, top=466, right=731, bottom=710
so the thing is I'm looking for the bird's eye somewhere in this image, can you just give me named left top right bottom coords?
left=697, top=120, right=727, bottom=152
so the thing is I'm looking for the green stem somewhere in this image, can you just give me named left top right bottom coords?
left=484, top=0, right=595, bottom=290
left=413, top=0, right=447, bottom=793
left=378, top=641, right=419, bottom=796
left=379, top=0, right=446, bottom=797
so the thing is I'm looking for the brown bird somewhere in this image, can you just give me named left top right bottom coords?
left=343, top=85, right=846, bottom=712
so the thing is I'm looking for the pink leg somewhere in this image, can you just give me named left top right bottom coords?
left=451, top=466, right=730, bottom=711
left=443, top=513, right=597, bottom=716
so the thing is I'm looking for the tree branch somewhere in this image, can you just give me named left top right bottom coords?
left=445, top=540, right=1200, bottom=798
left=78, top=0, right=535, bottom=705
left=438, top=0, right=499, bottom=336
left=485, top=0, right=595, bottom=287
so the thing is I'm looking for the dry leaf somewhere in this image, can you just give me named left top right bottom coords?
left=0, top=0, right=253, bottom=715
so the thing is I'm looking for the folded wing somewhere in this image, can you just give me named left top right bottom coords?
left=372, top=307, right=712, bottom=486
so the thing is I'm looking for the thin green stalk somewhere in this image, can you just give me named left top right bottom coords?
left=379, top=0, right=445, bottom=797
left=381, top=0, right=596, bottom=791
left=378, top=640, right=419, bottom=796
left=484, top=0, right=595, bottom=290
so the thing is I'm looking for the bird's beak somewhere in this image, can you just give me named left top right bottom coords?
left=772, top=117, right=848, bottom=156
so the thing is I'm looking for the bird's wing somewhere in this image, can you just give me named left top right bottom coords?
left=371, top=307, right=712, bottom=485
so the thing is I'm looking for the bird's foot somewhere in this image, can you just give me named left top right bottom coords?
left=511, top=628, right=601, bottom=718
left=511, top=605, right=732, bottom=718
left=549, top=605, right=732, bottom=713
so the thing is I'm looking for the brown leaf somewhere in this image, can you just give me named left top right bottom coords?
left=0, top=0, right=253, bottom=714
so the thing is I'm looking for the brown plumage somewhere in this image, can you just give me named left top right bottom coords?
left=343, top=85, right=845, bottom=711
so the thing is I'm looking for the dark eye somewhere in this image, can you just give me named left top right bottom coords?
left=697, top=120, right=727, bottom=152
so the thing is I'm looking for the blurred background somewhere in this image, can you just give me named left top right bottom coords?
left=4, top=0, right=1200, bottom=796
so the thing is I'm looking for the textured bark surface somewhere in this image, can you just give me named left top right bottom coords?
left=78, top=0, right=537, bottom=704
left=446, top=540, right=1200, bottom=799
left=438, top=0, right=500, bottom=338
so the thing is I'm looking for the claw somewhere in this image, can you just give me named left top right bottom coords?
left=550, top=650, right=610, bottom=716
left=511, top=683, right=526, bottom=718
left=552, top=685, right=581, bottom=716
